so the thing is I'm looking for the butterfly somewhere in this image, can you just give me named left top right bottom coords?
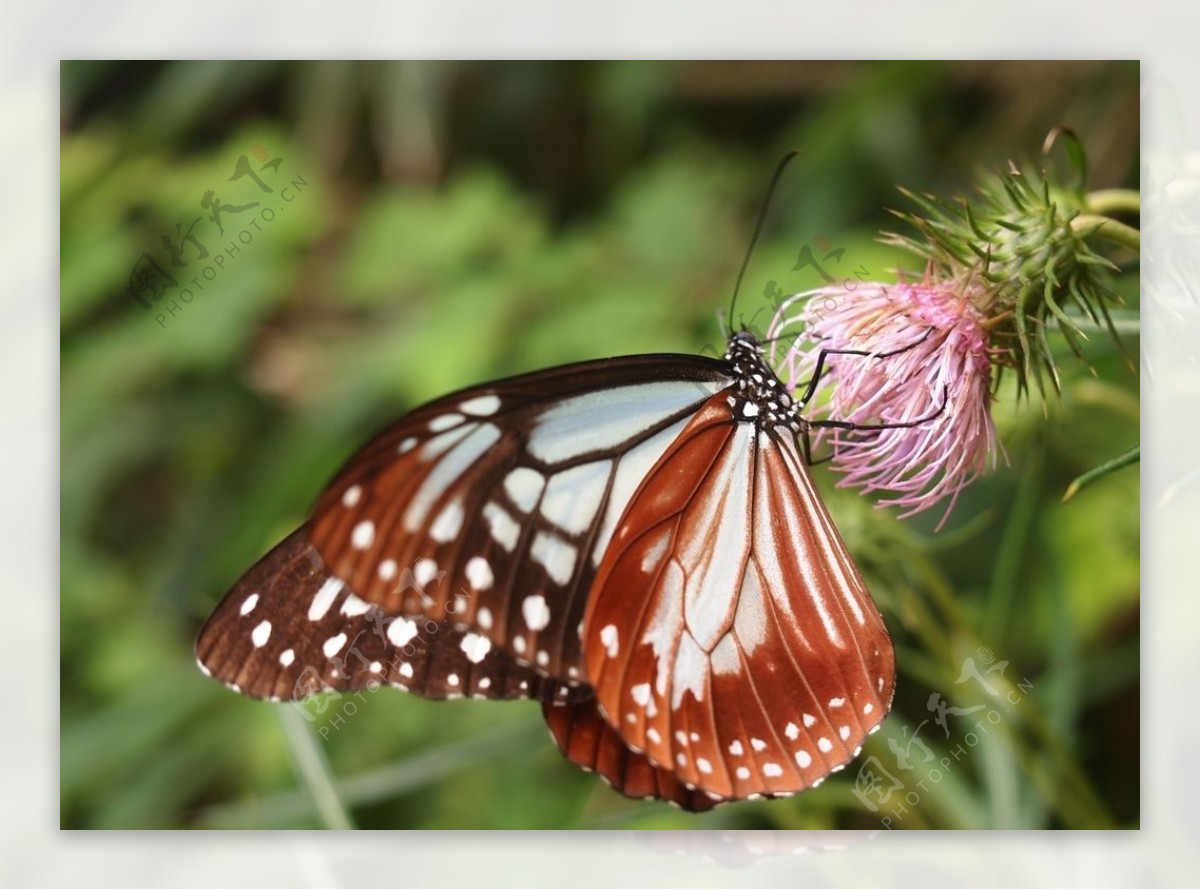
left=196, top=328, right=897, bottom=811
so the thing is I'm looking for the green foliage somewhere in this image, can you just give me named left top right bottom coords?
left=60, top=61, right=1139, bottom=830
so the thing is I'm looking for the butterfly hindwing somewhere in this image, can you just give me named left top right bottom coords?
left=307, top=355, right=732, bottom=684
left=542, top=699, right=719, bottom=813
left=583, top=392, right=895, bottom=799
left=195, top=525, right=581, bottom=703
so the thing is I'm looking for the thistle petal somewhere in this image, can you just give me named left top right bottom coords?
left=767, top=276, right=1002, bottom=528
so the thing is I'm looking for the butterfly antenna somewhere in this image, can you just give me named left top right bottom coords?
left=728, top=149, right=802, bottom=335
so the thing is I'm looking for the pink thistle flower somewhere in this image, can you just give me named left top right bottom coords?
left=766, top=274, right=1002, bottom=527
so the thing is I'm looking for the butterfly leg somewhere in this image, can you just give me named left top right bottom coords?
left=797, top=425, right=836, bottom=467
left=809, top=384, right=949, bottom=433
left=794, top=326, right=935, bottom=407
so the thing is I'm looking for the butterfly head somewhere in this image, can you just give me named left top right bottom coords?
left=725, top=329, right=763, bottom=358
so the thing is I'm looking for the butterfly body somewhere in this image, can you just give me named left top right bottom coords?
left=197, top=331, right=894, bottom=809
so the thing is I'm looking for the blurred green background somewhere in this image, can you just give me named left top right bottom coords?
left=60, top=60, right=1139, bottom=829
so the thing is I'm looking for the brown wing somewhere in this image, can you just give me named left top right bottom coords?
left=583, top=395, right=894, bottom=800
left=542, top=699, right=718, bottom=812
left=196, top=525, right=582, bottom=703
left=305, top=356, right=731, bottom=684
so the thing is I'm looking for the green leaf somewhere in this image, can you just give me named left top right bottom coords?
left=1062, top=444, right=1140, bottom=503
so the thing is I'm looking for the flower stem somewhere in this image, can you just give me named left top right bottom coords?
left=278, top=705, right=356, bottom=830
left=1070, top=213, right=1141, bottom=252
left=1084, top=188, right=1140, bottom=217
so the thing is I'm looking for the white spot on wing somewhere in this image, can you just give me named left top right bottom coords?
left=240, top=593, right=259, bottom=616
left=460, top=633, right=491, bottom=663
left=683, top=425, right=755, bottom=651
left=405, top=423, right=500, bottom=532
left=428, top=413, right=463, bottom=432
left=342, top=485, right=362, bottom=507
left=527, top=381, right=724, bottom=464
left=795, top=750, right=812, bottom=768
left=731, top=547, right=781, bottom=638
left=460, top=394, right=500, bottom=416
left=817, top=737, right=833, bottom=753
left=279, top=649, right=294, bottom=667
left=522, top=594, right=551, bottom=631
left=803, top=713, right=816, bottom=728
left=641, top=559, right=685, bottom=695
left=640, top=528, right=671, bottom=575
left=251, top=620, right=271, bottom=647
left=387, top=619, right=418, bottom=647
left=476, top=606, right=493, bottom=629
left=414, top=558, right=438, bottom=587
left=711, top=634, right=741, bottom=676
left=763, top=762, right=783, bottom=777
left=592, top=417, right=690, bottom=566
left=483, top=502, right=519, bottom=552
left=378, top=559, right=397, bottom=581
left=351, top=520, right=375, bottom=550
left=729, top=740, right=744, bottom=756
left=750, top=738, right=767, bottom=752
left=465, top=556, right=493, bottom=590
left=670, top=634, right=707, bottom=710
left=308, top=578, right=343, bottom=621
left=599, top=624, right=619, bottom=657
left=323, top=633, right=347, bottom=657
left=531, top=530, right=577, bottom=586
left=340, top=594, right=372, bottom=616
left=540, top=460, right=612, bottom=536
left=430, top=499, right=465, bottom=542
left=503, top=467, right=545, bottom=514
left=630, top=683, right=651, bottom=706
left=785, top=722, right=799, bottom=740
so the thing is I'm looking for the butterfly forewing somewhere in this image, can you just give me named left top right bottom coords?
left=583, top=391, right=894, bottom=800
left=307, top=355, right=731, bottom=683
left=196, top=526, right=581, bottom=703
